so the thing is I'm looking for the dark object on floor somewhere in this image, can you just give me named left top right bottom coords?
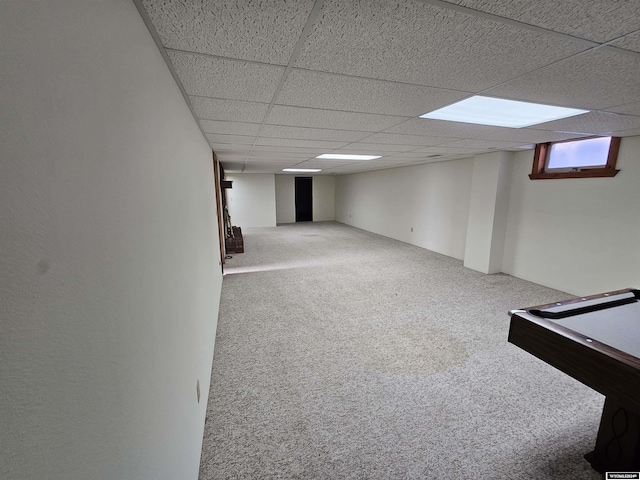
left=225, top=226, right=244, bottom=254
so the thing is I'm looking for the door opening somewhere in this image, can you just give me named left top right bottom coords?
left=295, top=177, right=313, bottom=222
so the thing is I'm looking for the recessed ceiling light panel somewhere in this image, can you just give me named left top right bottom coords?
left=282, top=168, right=321, bottom=172
left=420, top=96, right=589, bottom=128
left=316, top=154, right=381, bottom=160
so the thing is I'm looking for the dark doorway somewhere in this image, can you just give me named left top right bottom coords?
left=295, top=176, right=313, bottom=222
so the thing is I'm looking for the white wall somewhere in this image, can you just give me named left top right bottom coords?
left=313, top=176, right=336, bottom=222
left=335, top=160, right=473, bottom=259
left=0, top=2, right=222, bottom=479
left=464, top=152, right=513, bottom=274
left=503, top=136, right=640, bottom=295
left=334, top=140, right=640, bottom=296
left=226, top=174, right=277, bottom=228
left=275, top=175, right=336, bottom=224
left=275, top=175, right=296, bottom=224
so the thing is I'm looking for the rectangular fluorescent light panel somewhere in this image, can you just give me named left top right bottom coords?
left=420, top=96, right=588, bottom=128
left=316, top=154, right=381, bottom=160
left=282, top=168, right=321, bottom=172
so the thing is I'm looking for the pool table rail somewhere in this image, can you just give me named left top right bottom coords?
left=508, top=288, right=640, bottom=472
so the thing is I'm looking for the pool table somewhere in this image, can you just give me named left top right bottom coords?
left=508, top=288, right=640, bottom=473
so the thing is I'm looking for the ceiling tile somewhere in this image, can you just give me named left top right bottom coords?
left=383, top=118, right=505, bottom=137
left=246, top=152, right=319, bottom=158
left=200, top=120, right=261, bottom=136
left=259, top=125, right=371, bottom=142
left=379, top=152, right=446, bottom=159
left=244, top=158, right=297, bottom=164
left=386, top=156, right=456, bottom=162
left=294, top=0, right=585, bottom=91
left=439, top=0, right=640, bottom=43
left=605, top=101, right=640, bottom=116
left=241, top=164, right=290, bottom=174
left=440, top=139, right=527, bottom=149
left=141, top=0, right=314, bottom=64
left=293, top=160, right=351, bottom=168
left=532, top=111, right=640, bottom=134
left=468, top=127, right=588, bottom=143
left=276, top=69, right=469, bottom=116
left=249, top=145, right=329, bottom=154
left=212, top=144, right=253, bottom=153
left=328, top=163, right=397, bottom=174
left=336, top=143, right=421, bottom=152
left=412, top=146, right=488, bottom=155
left=206, top=134, right=255, bottom=145
left=220, top=162, right=246, bottom=173
left=266, top=105, right=408, bottom=131
left=254, top=138, right=348, bottom=149
left=215, top=156, right=251, bottom=164
left=308, top=161, right=353, bottom=167
left=486, top=49, right=640, bottom=110
left=190, top=97, right=269, bottom=122
left=168, top=51, right=284, bottom=102
left=612, top=127, right=640, bottom=137
left=325, top=164, right=372, bottom=172
left=140, top=1, right=640, bottom=177
left=361, top=132, right=460, bottom=146
left=376, top=159, right=434, bottom=167
left=610, top=31, right=640, bottom=53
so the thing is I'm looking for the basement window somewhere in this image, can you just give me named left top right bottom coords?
left=529, top=136, right=621, bottom=180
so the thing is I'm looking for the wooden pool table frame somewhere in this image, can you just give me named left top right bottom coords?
left=508, top=288, right=640, bottom=472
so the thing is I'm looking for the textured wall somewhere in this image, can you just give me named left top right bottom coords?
left=464, top=151, right=513, bottom=274
left=334, top=137, right=640, bottom=295
left=227, top=174, right=277, bottom=228
left=335, top=160, right=473, bottom=260
left=503, top=136, right=640, bottom=295
left=275, top=175, right=296, bottom=224
left=313, top=176, right=336, bottom=222
left=0, top=1, right=222, bottom=479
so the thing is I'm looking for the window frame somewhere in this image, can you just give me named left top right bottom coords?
left=529, top=136, right=621, bottom=180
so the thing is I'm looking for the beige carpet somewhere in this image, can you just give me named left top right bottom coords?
left=199, top=221, right=603, bottom=479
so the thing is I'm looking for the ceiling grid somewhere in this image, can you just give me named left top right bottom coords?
left=134, top=0, right=640, bottom=174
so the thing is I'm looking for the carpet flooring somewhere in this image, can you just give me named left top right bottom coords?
left=199, top=221, right=604, bottom=479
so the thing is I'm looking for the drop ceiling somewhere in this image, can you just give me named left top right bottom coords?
left=136, top=0, right=640, bottom=175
